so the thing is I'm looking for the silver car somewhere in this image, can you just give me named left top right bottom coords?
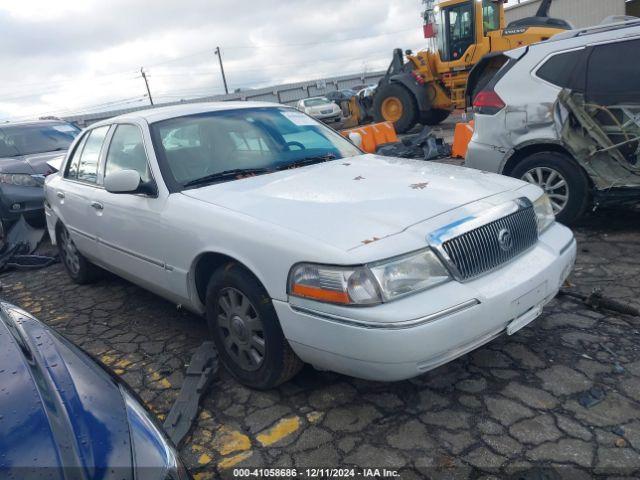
left=466, top=19, right=640, bottom=224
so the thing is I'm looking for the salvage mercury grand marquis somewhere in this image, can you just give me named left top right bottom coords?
left=45, top=102, right=576, bottom=388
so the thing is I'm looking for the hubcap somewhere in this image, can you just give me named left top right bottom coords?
left=216, top=287, right=265, bottom=371
left=59, top=228, right=80, bottom=275
left=381, top=97, right=403, bottom=122
left=521, top=167, right=569, bottom=214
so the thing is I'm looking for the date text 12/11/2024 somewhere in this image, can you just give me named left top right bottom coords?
left=232, top=468, right=400, bottom=478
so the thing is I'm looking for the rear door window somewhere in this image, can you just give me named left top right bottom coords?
left=585, top=39, right=640, bottom=105
left=536, top=49, right=586, bottom=90
left=76, top=126, right=109, bottom=184
left=65, top=133, right=90, bottom=180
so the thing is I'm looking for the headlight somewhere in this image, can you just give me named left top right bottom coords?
left=121, top=387, right=191, bottom=480
left=288, top=264, right=381, bottom=305
left=0, top=173, right=41, bottom=187
left=288, top=248, right=450, bottom=305
left=533, top=193, right=555, bottom=233
left=369, top=249, right=450, bottom=302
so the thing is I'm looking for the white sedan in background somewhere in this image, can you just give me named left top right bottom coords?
left=45, top=102, right=576, bottom=389
left=295, top=97, right=342, bottom=123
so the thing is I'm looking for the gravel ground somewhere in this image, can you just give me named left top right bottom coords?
left=1, top=196, right=638, bottom=478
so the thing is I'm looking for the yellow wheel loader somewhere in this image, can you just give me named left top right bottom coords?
left=372, top=0, right=572, bottom=133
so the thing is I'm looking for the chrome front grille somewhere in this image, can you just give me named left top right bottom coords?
left=435, top=202, right=538, bottom=281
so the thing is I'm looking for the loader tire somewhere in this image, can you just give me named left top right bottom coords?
left=421, top=108, right=450, bottom=126
left=373, top=83, right=418, bottom=134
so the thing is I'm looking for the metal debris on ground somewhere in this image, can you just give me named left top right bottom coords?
left=559, top=287, right=640, bottom=317
left=0, top=216, right=57, bottom=272
left=163, top=341, right=219, bottom=446
left=375, top=125, right=451, bottom=160
left=578, top=386, right=606, bottom=409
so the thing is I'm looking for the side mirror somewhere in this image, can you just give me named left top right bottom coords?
left=105, top=169, right=142, bottom=194
left=348, top=132, right=363, bottom=148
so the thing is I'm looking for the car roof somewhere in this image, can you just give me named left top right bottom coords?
left=0, top=119, right=72, bottom=128
left=529, top=19, right=640, bottom=53
left=92, top=100, right=289, bottom=126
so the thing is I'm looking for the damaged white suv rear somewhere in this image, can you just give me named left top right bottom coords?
left=45, top=102, right=576, bottom=389
left=466, top=19, right=640, bottom=224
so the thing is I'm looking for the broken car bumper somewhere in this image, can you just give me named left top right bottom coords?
left=274, top=222, right=576, bottom=381
left=465, top=139, right=509, bottom=174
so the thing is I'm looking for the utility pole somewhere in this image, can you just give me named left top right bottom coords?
left=140, top=67, right=154, bottom=105
left=215, top=46, right=229, bottom=94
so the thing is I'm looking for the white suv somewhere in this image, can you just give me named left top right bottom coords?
left=466, top=20, right=640, bottom=224
left=45, top=102, right=576, bottom=388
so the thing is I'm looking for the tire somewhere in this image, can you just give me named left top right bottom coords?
left=205, top=263, right=303, bottom=389
left=510, top=151, right=590, bottom=225
left=56, top=224, right=102, bottom=284
left=420, top=108, right=450, bottom=126
left=373, top=83, right=418, bottom=134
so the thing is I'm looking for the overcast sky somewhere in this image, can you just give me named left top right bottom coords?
left=0, top=0, right=425, bottom=122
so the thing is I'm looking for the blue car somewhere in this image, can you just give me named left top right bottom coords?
left=0, top=301, right=190, bottom=480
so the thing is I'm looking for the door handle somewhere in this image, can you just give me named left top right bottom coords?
left=56, top=191, right=65, bottom=199
left=90, top=201, right=104, bottom=210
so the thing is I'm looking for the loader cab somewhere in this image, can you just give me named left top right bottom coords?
left=433, top=0, right=505, bottom=62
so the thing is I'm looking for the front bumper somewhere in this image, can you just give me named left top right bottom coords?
left=311, top=112, right=341, bottom=122
left=274, top=223, right=576, bottom=381
left=0, top=184, right=45, bottom=223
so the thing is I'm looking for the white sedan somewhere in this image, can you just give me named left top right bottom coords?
left=295, top=97, right=342, bottom=123
left=45, top=102, right=576, bottom=389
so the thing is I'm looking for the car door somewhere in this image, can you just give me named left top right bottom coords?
left=54, top=125, right=110, bottom=260
left=92, top=123, right=171, bottom=294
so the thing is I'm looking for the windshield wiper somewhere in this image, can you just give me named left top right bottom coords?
left=276, top=153, right=337, bottom=171
left=183, top=167, right=272, bottom=188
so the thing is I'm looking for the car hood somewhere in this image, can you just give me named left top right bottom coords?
left=0, top=151, right=66, bottom=175
left=0, top=303, right=133, bottom=479
left=181, top=154, right=525, bottom=250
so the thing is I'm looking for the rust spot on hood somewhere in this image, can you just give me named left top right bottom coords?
left=361, top=237, right=381, bottom=245
left=410, top=182, right=429, bottom=189
left=353, top=176, right=365, bottom=181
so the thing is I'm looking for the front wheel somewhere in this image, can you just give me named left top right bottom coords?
left=510, top=152, right=590, bottom=225
left=205, top=263, right=302, bottom=389
left=373, top=83, right=418, bottom=134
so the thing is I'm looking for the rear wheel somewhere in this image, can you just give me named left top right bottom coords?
left=510, top=151, right=590, bottom=225
left=205, top=263, right=303, bottom=389
left=373, top=83, right=418, bottom=134
left=56, top=224, right=102, bottom=284
left=421, top=108, right=450, bottom=126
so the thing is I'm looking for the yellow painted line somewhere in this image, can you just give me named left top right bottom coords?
left=256, top=416, right=300, bottom=447
left=306, top=411, right=323, bottom=424
left=218, top=451, right=253, bottom=470
left=193, top=473, right=215, bottom=480
left=100, top=355, right=116, bottom=365
left=212, top=426, right=251, bottom=455
left=115, top=359, right=132, bottom=368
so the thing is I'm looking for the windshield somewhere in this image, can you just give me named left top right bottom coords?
left=150, top=107, right=361, bottom=189
left=304, top=98, right=330, bottom=107
left=0, top=123, right=80, bottom=157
